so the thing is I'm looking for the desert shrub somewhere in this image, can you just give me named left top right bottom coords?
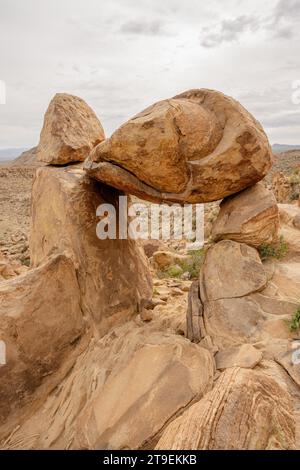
left=287, top=306, right=300, bottom=332
left=21, top=258, right=30, bottom=267
left=180, top=248, right=206, bottom=279
left=291, top=191, right=299, bottom=201
left=157, top=247, right=206, bottom=279
left=258, top=236, right=289, bottom=261
left=157, top=264, right=183, bottom=279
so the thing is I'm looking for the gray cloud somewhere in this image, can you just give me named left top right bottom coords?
left=200, top=14, right=259, bottom=48
left=119, top=19, right=169, bottom=36
left=0, top=0, right=299, bottom=148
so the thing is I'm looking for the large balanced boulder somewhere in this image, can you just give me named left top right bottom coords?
left=37, top=94, right=105, bottom=165
left=85, top=89, right=272, bottom=203
left=156, top=367, right=295, bottom=450
left=212, top=183, right=279, bottom=248
left=0, top=254, right=85, bottom=427
left=30, top=166, right=152, bottom=335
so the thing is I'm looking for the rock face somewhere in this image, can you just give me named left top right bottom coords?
left=212, top=183, right=279, bottom=248
left=0, top=252, right=28, bottom=280
left=37, top=94, right=105, bottom=165
left=85, top=89, right=272, bottom=203
left=0, top=254, right=85, bottom=426
left=30, top=166, right=152, bottom=335
left=200, top=240, right=267, bottom=301
left=215, top=344, right=263, bottom=370
left=75, top=339, right=214, bottom=450
left=272, top=171, right=291, bottom=203
left=156, top=367, right=295, bottom=450
left=1, top=321, right=214, bottom=450
left=186, top=238, right=300, bottom=349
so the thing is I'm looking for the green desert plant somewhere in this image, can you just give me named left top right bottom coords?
left=157, top=247, right=206, bottom=279
left=287, top=306, right=300, bottom=332
left=258, top=236, right=289, bottom=261
left=180, top=248, right=206, bottom=279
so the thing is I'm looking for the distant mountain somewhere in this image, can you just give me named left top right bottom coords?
left=0, top=148, right=27, bottom=161
left=272, top=143, right=300, bottom=154
left=10, top=147, right=42, bottom=167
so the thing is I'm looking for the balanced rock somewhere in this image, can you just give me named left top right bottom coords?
left=30, top=166, right=152, bottom=335
left=212, top=183, right=279, bottom=248
left=37, top=94, right=105, bottom=165
left=156, top=367, right=295, bottom=450
left=85, top=89, right=272, bottom=204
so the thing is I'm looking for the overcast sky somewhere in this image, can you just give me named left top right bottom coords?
left=0, top=0, right=299, bottom=149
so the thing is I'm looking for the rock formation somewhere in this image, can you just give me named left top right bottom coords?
left=85, top=89, right=272, bottom=203
left=1, top=89, right=300, bottom=451
left=211, top=182, right=279, bottom=247
left=272, top=171, right=291, bottom=203
left=30, top=166, right=152, bottom=335
left=156, top=367, right=295, bottom=450
left=37, top=94, right=105, bottom=165
left=0, top=254, right=85, bottom=427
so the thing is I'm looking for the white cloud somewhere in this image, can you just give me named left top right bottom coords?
left=0, top=0, right=299, bottom=148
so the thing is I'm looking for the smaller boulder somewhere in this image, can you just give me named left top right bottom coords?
left=215, top=344, right=263, bottom=370
left=212, top=183, right=279, bottom=248
left=293, top=213, right=300, bottom=230
left=153, top=251, right=188, bottom=270
left=37, top=93, right=105, bottom=165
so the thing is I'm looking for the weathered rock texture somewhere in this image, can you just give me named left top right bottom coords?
left=85, top=89, right=272, bottom=203
left=272, top=171, right=291, bottom=203
left=0, top=254, right=85, bottom=427
left=37, top=94, right=105, bottom=165
left=156, top=367, right=295, bottom=450
left=30, top=166, right=152, bottom=335
left=187, top=238, right=300, bottom=350
left=212, top=183, right=279, bottom=247
left=0, top=320, right=214, bottom=450
left=215, top=344, right=263, bottom=370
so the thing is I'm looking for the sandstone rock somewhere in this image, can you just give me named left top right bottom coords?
left=272, top=171, right=291, bottom=203
left=293, top=213, right=300, bottom=229
left=156, top=367, right=295, bottom=450
left=85, top=89, right=272, bottom=204
left=200, top=240, right=267, bottom=302
left=276, top=343, right=300, bottom=388
left=75, top=340, right=214, bottom=450
left=1, top=322, right=214, bottom=450
left=0, top=251, right=28, bottom=280
left=142, top=240, right=163, bottom=258
left=37, top=94, right=105, bottom=165
left=212, top=183, right=279, bottom=248
left=153, top=251, right=188, bottom=270
left=0, top=254, right=84, bottom=426
left=215, top=344, right=263, bottom=370
left=30, top=166, right=152, bottom=335
left=204, top=297, right=264, bottom=347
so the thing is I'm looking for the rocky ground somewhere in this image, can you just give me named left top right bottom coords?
left=0, top=166, right=35, bottom=264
